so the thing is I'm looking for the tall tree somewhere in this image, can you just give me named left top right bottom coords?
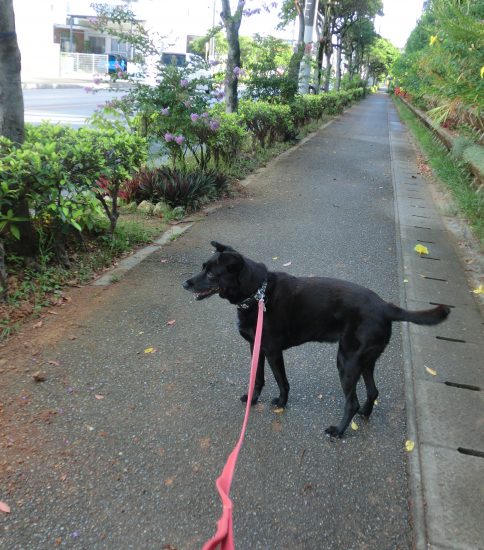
left=0, top=0, right=37, bottom=274
left=278, top=0, right=306, bottom=100
left=220, top=0, right=245, bottom=113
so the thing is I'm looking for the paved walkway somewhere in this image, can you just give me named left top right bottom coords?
left=1, top=93, right=482, bottom=549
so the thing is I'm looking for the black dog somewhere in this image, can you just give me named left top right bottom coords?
left=183, top=242, right=450, bottom=437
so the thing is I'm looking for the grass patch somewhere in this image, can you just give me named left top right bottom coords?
left=394, top=98, right=483, bottom=243
left=1, top=211, right=167, bottom=340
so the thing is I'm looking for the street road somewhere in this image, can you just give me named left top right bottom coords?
left=23, top=88, right=122, bottom=127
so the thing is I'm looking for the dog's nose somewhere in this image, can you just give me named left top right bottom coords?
left=182, top=279, right=192, bottom=290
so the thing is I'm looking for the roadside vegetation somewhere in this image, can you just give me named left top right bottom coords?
left=389, top=0, right=483, bottom=244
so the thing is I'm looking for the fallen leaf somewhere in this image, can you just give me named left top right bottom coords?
left=425, top=366, right=437, bottom=376
left=351, top=420, right=359, bottom=431
left=95, top=394, right=105, bottom=400
left=68, top=335, right=77, bottom=341
left=317, top=394, right=323, bottom=400
left=48, top=360, right=60, bottom=367
left=0, top=501, right=11, bottom=514
left=166, top=319, right=176, bottom=326
left=164, top=477, right=174, bottom=486
left=138, top=331, right=144, bottom=335
left=405, top=440, right=415, bottom=452
left=414, top=244, right=429, bottom=256
left=272, top=420, right=283, bottom=432
left=32, top=371, right=47, bottom=383
left=272, top=256, right=278, bottom=260
left=33, top=320, right=43, bottom=329
left=273, top=407, right=284, bottom=414
left=144, top=347, right=156, bottom=354
left=47, top=310, right=59, bottom=315
left=472, top=285, right=483, bottom=295
left=283, top=261, right=292, bottom=267
left=374, top=399, right=379, bottom=406
left=403, top=279, right=409, bottom=283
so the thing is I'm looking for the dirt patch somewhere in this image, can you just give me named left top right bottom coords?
left=0, top=282, right=116, bottom=495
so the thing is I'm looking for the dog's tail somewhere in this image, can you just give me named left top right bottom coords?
left=385, top=303, right=450, bottom=326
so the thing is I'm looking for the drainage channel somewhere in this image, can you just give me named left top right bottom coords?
left=389, top=105, right=484, bottom=550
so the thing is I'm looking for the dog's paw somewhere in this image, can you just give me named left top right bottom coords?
left=271, top=397, right=287, bottom=407
left=358, top=402, right=374, bottom=418
left=240, top=393, right=259, bottom=405
left=325, top=426, right=343, bottom=438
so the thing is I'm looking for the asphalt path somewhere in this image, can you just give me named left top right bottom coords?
left=2, top=93, right=413, bottom=549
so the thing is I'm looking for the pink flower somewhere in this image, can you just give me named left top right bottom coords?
left=190, top=113, right=200, bottom=122
left=174, top=135, right=185, bottom=145
left=209, top=119, right=220, bottom=131
left=164, top=133, right=174, bottom=142
left=180, top=79, right=189, bottom=88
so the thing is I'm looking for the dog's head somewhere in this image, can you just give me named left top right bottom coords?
left=183, top=241, right=265, bottom=305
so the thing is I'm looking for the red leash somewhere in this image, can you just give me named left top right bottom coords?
left=202, top=298, right=265, bottom=550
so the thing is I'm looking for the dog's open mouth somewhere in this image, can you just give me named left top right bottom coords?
left=194, top=288, right=219, bottom=300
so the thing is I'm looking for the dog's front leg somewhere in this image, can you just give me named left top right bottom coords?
left=266, top=351, right=290, bottom=408
left=241, top=343, right=265, bottom=405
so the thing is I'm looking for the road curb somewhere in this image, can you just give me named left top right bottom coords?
left=92, top=223, right=192, bottom=286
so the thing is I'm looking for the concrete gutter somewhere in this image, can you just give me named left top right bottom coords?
left=389, top=106, right=484, bottom=550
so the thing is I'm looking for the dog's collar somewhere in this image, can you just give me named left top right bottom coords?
left=237, top=280, right=267, bottom=311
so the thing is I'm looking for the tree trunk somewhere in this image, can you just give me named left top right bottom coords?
left=286, top=2, right=305, bottom=100
left=335, top=39, right=342, bottom=91
left=298, top=0, right=317, bottom=94
left=0, top=0, right=37, bottom=261
left=221, top=0, right=244, bottom=113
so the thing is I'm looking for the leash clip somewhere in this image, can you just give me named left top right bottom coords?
left=255, top=281, right=267, bottom=311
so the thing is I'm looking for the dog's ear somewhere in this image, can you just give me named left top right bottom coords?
left=218, top=251, right=244, bottom=273
left=211, top=241, right=235, bottom=253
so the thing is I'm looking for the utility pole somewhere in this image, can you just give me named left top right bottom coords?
left=298, top=0, right=317, bottom=94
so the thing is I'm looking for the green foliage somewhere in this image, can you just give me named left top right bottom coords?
left=392, top=0, right=484, bottom=132
left=239, top=100, right=294, bottom=148
left=243, top=34, right=294, bottom=102
left=367, top=37, right=400, bottom=83
left=129, top=166, right=226, bottom=211
left=0, top=123, right=147, bottom=256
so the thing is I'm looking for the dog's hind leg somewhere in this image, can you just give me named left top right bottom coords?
left=359, top=327, right=391, bottom=418
left=266, top=351, right=290, bottom=407
left=325, top=346, right=362, bottom=437
left=241, top=345, right=265, bottom=405
left=358, top=363, right=379, bottom=418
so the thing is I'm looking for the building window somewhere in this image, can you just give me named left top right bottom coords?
left=111, top=39, right=129, bottom=55
left=89, top=36, right=106, bottom=54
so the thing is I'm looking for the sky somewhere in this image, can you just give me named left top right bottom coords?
left=375, top=0, right=425, bottom=49
left=61, top=0, right=426, bottom=50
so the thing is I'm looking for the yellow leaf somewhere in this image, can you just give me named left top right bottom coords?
left=472, top=285, right=483, bottom=295
left=374, top=399, right=378, bottom=406
left=429, top=35, right=437, bottom=46
left=414, top=244, right=429, bottom=256
left=273, top=407, right=284, bottom=414
left=144, top=347, right=156, bottom=354
left=272, top=257, right=278, bottom=260
left=405, top=440, right=415, bottom=452
left=480, top=66, right=484, bottom=79
left=425, top=366, right=437, bottom=376
left=351, top=420, right=358, bottom=431
left=403, top=279, right=409, bottom=283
